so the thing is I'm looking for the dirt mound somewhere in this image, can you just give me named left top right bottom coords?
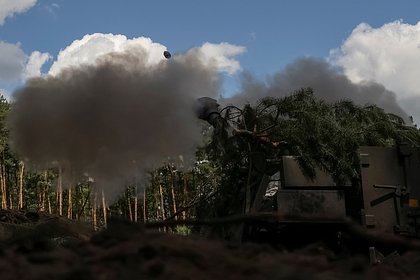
left=0, top=210, right=93, bottom=244
left=0, top=212, right=420, bottom=279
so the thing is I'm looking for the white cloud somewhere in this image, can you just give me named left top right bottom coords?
left=0, top=41, right=26, bottom=82
left=0, top=41, right=50, bottom=83
left=48, top=33, right=246, bottom=76
left=48, top=33, right=167, bottom=75
left=191, top=42, right=246, bottom=75
left=329, top=21, right=420, bottom=121
left=0, top=0, right=37, bottom=26
left=24, top=51, right=51, bottom=79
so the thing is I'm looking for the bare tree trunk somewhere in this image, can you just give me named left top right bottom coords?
left=8, top=190, right=12, bottom=210
left=127, top=188, right=133, bottom=222
left=7, top=170, right=13, bottom=210
left=75, top=185, right=79, bottom=220
left=159, top=183, right=165, bottom=221
left=57, top=167, right=63, bottom=216
left=68, top=188, right=73, bottom=219
left=92, top=190, right=98, bottom=231
left=134, top=185, right=138, bottom=222
left=47, top=192, right=52, bottom=214
left=42, top=189, right=46, bottom=212
left=154, top=190, right=160, bottom=221
left=143, top=188, right=147, bottom=223
left=101, top=188, right=107, bottom=228
left=1, top=163, right=7, bottom=210
left=19, top=161, right=24, bottom=209
left=40, top=187, right=46, bottom=211
left=3, top=164, right=6, bottom=209
left=182, top=174, right=188, bottom=220
left=170, top=171, right=177, bottom=220
left=39, top=171, right=47, bottom=212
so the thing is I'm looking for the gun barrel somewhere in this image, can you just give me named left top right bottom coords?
left=195, top=97, right=221, bottom=127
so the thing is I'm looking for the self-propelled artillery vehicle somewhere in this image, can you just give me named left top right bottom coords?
left=195, top=96, right=420, bottom=250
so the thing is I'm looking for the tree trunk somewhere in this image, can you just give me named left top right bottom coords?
left=8, top=189, right=12, bottom=210
left=127, top=188, right=133, bottom=222
left=134, top=185, right=138, bottom=222
left=40, top=187, right=45, bottom=211
left=101, top=189, right=107, bottom=228
left=143, top=188, right=147, bottom=223
left=154, top=190, right=160, bottom=220
left=1, top=163, right=7, bottom=209
left=92, top=190, right=98, bottom=231
left=7, top=169, right=13, bottom=210
left=3, top=163, right=7, bottom=209
left=40, top=170, right=47, bottom=212
left=182, top=174, right=188, bottom=220
left=68, top=188, right=73, bottom=219
left=57, top=167, right=63, bottom=216
left=75, top=185, right=80, bottom=220
left=47, top=192, right=52, bottom=214
left=170, top=171, right=177, bottom=220
left=19, top=161, right=24, bottom=209
left=159, top=184, right=165, bottom=220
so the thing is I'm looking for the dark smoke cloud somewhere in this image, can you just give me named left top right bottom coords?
left=9, top=53, right=410, bottom=200
left=9, top=46, right=220, bottom=199
left=224, top=57, right=408, bottom=120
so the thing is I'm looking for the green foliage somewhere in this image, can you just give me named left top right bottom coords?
left=204, top=88, right=420, bottom=219
left=255, top=89, right=420, bottom=183
left=174, top=225, right=191, bottom=236
left=0, top=95, right=10, bottom=151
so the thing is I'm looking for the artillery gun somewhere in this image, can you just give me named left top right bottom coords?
left=195, top=97, right=420, bottom=251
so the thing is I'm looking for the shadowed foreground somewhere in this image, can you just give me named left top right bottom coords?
left=0, top=210, right=419, bottom=280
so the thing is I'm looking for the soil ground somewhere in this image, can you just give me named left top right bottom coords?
left=0, top=210, right=420, bottom=280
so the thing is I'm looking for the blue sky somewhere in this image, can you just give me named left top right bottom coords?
left=3, top=0, right=420, bottom=187
left=2, top=0, right=419, bottom=74
left=1, top=0, right=420, bottom=116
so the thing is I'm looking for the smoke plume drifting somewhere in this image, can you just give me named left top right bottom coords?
left=9, top=46, right=220, bottom=198
left=225, top=57, right=408, bottom=120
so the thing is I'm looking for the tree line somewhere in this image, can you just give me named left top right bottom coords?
left=0, top=94, right=220, bottom=232
left=1, top=88, right=420, bottom=232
